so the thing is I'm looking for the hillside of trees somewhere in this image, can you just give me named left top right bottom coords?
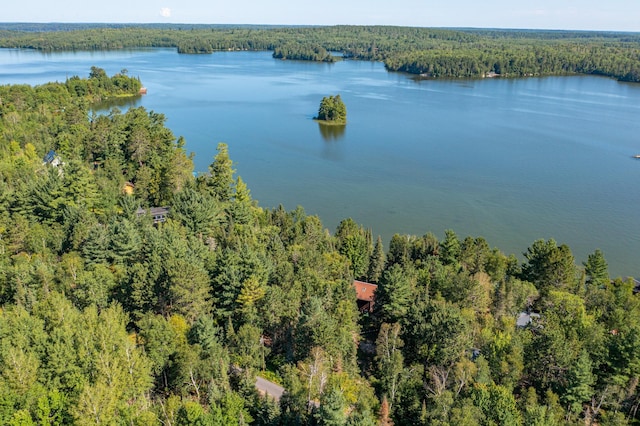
left=0, top=24, right=639, bottom=81
left=1, top=70, right=640, bottom=425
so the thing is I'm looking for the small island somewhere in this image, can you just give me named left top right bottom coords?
left=315, top=94, right=347, bottom=125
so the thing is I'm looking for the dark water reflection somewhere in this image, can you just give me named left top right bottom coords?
left=318, top=122, right=346, bottom=141
left=92, top=95, right=142, bottom=112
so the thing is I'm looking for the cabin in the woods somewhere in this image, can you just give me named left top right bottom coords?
left=353, top=280, right=377, bottom=313
left=136, top=207, right=170, bottom=224
left=516, top=311, right=540, bottom=328
left=42, top=150, right=61, bottom=167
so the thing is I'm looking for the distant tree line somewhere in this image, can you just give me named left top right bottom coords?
left=0, top=25, right=639, bottom=81
left=273, top=42, right=336, bottom=62
left=384, top=43, right=640, bottom=81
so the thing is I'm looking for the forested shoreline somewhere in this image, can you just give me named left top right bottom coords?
left=1, top=68, right=640, bottom=425
left=0, top=24, right=639, bottom=81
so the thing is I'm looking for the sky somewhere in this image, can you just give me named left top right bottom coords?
left=3, top=0, right=640, bottom=32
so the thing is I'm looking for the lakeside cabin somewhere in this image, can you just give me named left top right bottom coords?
left=353, top=280, right=377, bottom=313
left=136, top=207, right=169, bottom=224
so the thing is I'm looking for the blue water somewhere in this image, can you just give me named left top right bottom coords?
left=1, top=48, right=639, bottom=277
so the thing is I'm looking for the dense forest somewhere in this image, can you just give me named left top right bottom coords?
left=0, top=24, right=639, bottom=81
left=273, top=43, right=336, bottom=63
left=1, top=68, right=640, bottom=425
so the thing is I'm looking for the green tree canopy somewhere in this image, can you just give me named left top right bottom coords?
left=316, top=95, right=347, bottom=124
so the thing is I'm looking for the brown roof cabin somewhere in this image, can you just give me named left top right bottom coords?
left=353, top=280, right=377, bottom=313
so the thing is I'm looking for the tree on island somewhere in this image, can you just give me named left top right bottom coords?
left=316, top=94, right=347, bottom=124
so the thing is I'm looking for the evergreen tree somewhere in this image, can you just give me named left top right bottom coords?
left=404, top=297, right=471, bottom=367
left=171, top=186, right=223, bottom=236
left=583, top=249, right=609, bottom=287
left=205, top=142, right=235, bottom=202
left=317, top=387, right=347, bottom=426
left=230, top=323, right=263, bottom=370
left=375, top=264, right=413, bottom=324
left=167, top=256, right=211, bottom=323
left=562, top=350, right=594, bottom=416
left=252, top=395, right=281, bottom=426
left=335, top=218, right=371, bottom=280
left=440, top=229, right=461, bottom=267
left=80, top=224, right=110, bottom=265
left=175, top=401, right=212, bottom=426
left=522, top=239, right=577, bottom=294
left=230, top=176, right=254, bottom=225
left=459, top=236, right=490, bottom=274
left=124, top=262, right=156, bottom=320
left=368, top=236, right=386, bottom=283
left=386, top=234, right=411, bottom=267
left=109, top=218, right=141, bottom=264
left=61, top=160, right=99, bottom=211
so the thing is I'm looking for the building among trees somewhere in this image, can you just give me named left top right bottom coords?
left=353, top=280, right=377, bottom=312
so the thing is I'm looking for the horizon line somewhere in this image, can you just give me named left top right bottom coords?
left=0, top=22, right=639, bottom=34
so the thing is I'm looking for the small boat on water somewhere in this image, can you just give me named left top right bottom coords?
left=634, top=154, right=640, bottom=159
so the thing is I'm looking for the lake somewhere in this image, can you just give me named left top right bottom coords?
left=1, top=48, right=639, bottom=277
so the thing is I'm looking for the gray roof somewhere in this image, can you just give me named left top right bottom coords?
left=516, top=312, right=540, bottom=327
left=136, top=206, right=170, bottom=223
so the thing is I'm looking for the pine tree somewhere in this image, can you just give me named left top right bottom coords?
left=335, top=218, right=371, bottom=280
left=171, top=187, right=223, bottom=236
left=81, top=224, right=110, bottom=265
left=375, top=264, right=413, bottom=324
left=562, top=350, right=594, bottom=416
left=230, top=176, right=253, bottom=225
left=167, top=256, right=211, bottom=323
left=387, top=234, right=411, bottom=267
left=583, top=249, right=609, bottom=287
left=368, top=236, right=386, bottom=283
left=205, top=142, right=235, bottom=202
left=317, top=387, right=347, bottom=426
left=109, top=218, right=141, bottom=264
left=440, top=229, right=461, bottom=267
left=522, top=239, right=577, bottom=294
